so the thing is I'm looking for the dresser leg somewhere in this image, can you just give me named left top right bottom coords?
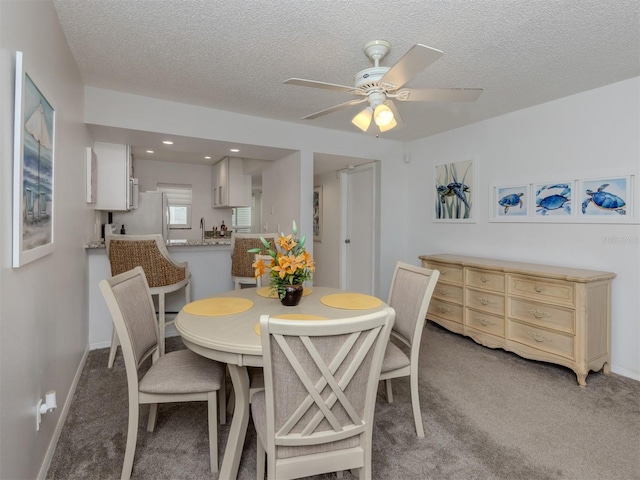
left=576, top=371, right=588, bottom=387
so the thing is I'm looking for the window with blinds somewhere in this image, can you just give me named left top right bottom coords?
left=158, top=183, right=192, bottom=229
left=232, top=195, right=255, bottom=233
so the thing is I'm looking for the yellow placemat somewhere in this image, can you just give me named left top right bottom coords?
left=256, top=286, right=312, bottom=298
left=183, top=297, right=254, bottom=316
left=254, top=314, right=329, bottom=335
left=320, top=293, right=383, bottom=310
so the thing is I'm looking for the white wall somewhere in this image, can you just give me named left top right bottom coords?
left=0, top=1, right=93, bottom=478
left=312, top=170, right=342, bottom=287
left=261, top=151, right=302, bottom=235
left=405, top=77, right=640, bottom=380
left=135, top=158, right=231, bottom=241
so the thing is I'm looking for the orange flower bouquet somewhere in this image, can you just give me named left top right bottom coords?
left=249, top=221, right=315, bottom=304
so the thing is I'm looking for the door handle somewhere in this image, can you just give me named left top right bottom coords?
left=344, top=239, right=351, bottom=244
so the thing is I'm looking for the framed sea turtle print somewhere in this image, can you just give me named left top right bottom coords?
left=434, top=159, right=475, bottom=222
left=532, top=181, right=575, bottom=221
left=577, top=175, right=634, bottom=223
left=490, top=184, right=530, bottom=221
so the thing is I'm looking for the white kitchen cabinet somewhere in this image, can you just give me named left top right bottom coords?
left=212, top=156, right=251, bottom=208
left=93, top=142, right=133, bottom=211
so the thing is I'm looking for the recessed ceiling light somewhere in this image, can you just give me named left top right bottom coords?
left=146, top=150, right=154, bottom=154
left=162, top=140, right=174, bottom=145
left=204, top=156, right=211, bottom=159
left=230, top=148, right=240, bottom=153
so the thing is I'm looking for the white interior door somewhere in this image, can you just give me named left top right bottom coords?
left=340, top=163, right=378, bottom=295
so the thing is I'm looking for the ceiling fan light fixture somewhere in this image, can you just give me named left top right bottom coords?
left=352, top=106, right=373, bottom=132
left=378, top=116, right=397, bottom=132
left=373, top=103, right=394, bottom=127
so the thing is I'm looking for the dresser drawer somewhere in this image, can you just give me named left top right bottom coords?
left=425, top=262, right=463, bottom=285
left=509, top=298, right=575, bottom=334
left=428, top=299, right=463, bottom=324
left=465, top=308, right=505, bottom=337
left=508, top=275, right=575, bottom=307
left=433, top=283, right=463, bottom=303
left=465, top=288, right=505, bottom=315
left=466, top=269, right=505, bottom=293
left=508, top=319, right=575, bottom=360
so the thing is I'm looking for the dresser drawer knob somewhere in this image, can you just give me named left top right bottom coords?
left=477, top=317, right=494, bottom=326
left=475, top=297, right=494, bottom=306
left=528, top=309, right=550, bottom=319
left=528, top=332, right=551, bottom=343
left=438, top=306, right=451, bottom=314
left=480, top=277, right=488, bottom=283
left=533, top=285, right=545, bottom=293
left=438, top=288, right=450, bottom=296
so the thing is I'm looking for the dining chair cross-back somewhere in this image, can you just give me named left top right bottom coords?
left=252, top=307, right=395, bottom=480
left=106, top=233, right=191, bottom=366
left=99, top=266, right=226, bottom=480
left=379, top=261, right=440, bottom=438
left=230, top=233, right=277, bottom=289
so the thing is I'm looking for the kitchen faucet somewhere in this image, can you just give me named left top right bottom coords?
left=200, top=217, right=205, bottom=242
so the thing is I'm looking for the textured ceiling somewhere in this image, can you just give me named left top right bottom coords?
left=53, top=0, right=639, bottom=161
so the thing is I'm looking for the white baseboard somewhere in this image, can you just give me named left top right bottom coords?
left=37, top=346, right=90, bottom=480
left=611, top=364, right=640, bottom=382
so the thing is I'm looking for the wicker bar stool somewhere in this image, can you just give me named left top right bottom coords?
left=230, top=233, right=277, bottom=289
left=106, top=233, right=191, bottom=367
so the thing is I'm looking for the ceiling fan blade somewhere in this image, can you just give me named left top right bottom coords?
left=397, top=88, right=483, bottom=102
left=380, top=44, right=444, bottom=90
left=283, top=78, right=356, bottom=93
left=302, top=98, right=367, bottom=120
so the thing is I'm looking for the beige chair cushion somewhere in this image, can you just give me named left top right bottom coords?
left=380, top=341, right=411, bottom=373
left=139, top=349, right=225, bottom=395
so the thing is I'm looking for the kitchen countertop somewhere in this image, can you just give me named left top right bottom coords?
left=85, top=238, right=232, bottom=249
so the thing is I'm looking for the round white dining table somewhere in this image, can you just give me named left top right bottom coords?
left=175, top=286, right=388, bottom=480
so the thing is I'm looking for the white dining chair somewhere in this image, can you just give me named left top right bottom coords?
left=252, top=307, right=395, bottom=479
left=99, top=266, right=225, bottom=480
left=379, top=261, right=440, bottom=438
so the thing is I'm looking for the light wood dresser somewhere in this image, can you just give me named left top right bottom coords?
left=419, top=254, right=616, bottom=386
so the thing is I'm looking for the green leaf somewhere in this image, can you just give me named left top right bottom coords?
left=247, top=247, right=262, bottom=253
left=260, top=236, right=271, bottom=249
left=292, top=220, right=298, bottom=236
left=298, top=234, right=306, bottom=249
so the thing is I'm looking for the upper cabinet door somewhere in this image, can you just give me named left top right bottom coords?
left=94, top=142, right=132, bottom=211
left=212, top=157, right=251, bottom=208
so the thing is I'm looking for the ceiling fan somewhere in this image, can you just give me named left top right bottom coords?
left=284, top=40, right=483, bottom=134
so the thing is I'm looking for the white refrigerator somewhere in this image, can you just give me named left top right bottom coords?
left=112, top=191, right=169, bottom=239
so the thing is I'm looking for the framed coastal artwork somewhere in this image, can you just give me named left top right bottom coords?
left=577, top=175, right=634, bottom=223
left=434, top=159, right=475, bottom=222
left=532, top=181, right=575, bottom=221
left=491, top=184, right=530, bottom=221
left=313, top=185, right=322, bottom=241
left=13, top=51, right=56, bottom=267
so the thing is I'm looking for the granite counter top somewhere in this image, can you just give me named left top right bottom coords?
left=85, top=239, right=231, bottom=249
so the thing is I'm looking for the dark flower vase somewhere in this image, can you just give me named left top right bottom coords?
left=281, top=284, right=304, bottom=306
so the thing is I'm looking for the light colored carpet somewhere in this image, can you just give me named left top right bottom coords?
left=47, top=322, right=640, bottom=479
